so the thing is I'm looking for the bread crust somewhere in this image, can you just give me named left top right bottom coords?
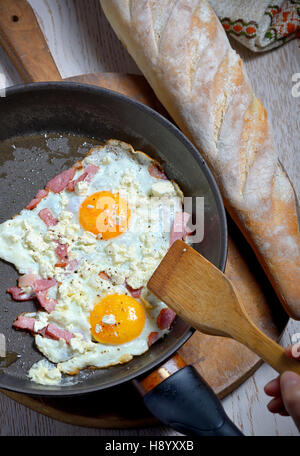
left=101, top=0, right=300, bottom=319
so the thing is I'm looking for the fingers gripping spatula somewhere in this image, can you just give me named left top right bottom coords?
left=148, top=240, right=300, bottom=376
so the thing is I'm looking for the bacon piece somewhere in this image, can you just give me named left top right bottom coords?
left=148, top=163, right=167, bottom=180
left=36, top=291, right=57, bottom=313
left=157, top=308, right=176, bottom=330
left=12, top=316, right=68, bottom=342
left=125, top=280, right=143, bottom=298
left=33, top=279, right=57, bottom=313
left=45, top=167, right=76, bottom=193
left=170, top=211, right=191, bottom=246
left=148, top=331, right=160, bottom=347
left=7, top=287, right=34, bottom=301
left=99, top=271, right=111, bottom=281
left=38, top=208, right=58, bottom=227
left=18, top=274, right=39, bottom=289
left=37, top=189, right=49, bottom=198
left=26, top=189, right=49, bottom=210
left=37, top=326, right=49, bottom=337
left=13, top=318, right=74, bottom=345
left=45, top=324, right=74, bottom=343
left=13, top=315, right=35, bottom=332
left=55, top=242, right=69, bottom=268
left=55, top=243, right=68, bottom=260
left=66, top=164, right=99, bottom=191
left=8, top=277, right=56, bottom=303
left=33, top=278, right=57, bottom=293
left=82, top=163, right=99, bottom=179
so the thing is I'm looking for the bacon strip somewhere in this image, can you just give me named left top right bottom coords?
left=36, top=291, right=57, bottom=313
left=18, top=274, right=39, bottom=289
left=37, top=327, right=48, bottom=337
left=66, top=164, right=99, bottom=192
left=55, top=241, right=71, bottom=271
left=157, top=308, right=176, bottom=330
left=38, top=208, right=58, bottom=227
left=170, top=211, right=191, bottom=246
left=7, top=287, right=34, bottom=301
left=148, top=163, right=167, bottom=180
left=125, top=280, right=143, bottom=298
left=13, top=317, right=74, bottom=345
left=54, top=242, right=69, bottom=268
left=8, top=277, right=56, bottom=302
left=33, top=280, right=57, bottom=313
left=45, top=167, right=76, bottom=193
left=33, top=278, right=57, bottom=293
left=26, top=189, right=49, bottom=210
left=45, top=324, right=74, bottom=343
left=148, top=331, right=160, bottom=347
left=13, top=315, right=35, bottom=332
left=8, top=276, right=57, bottom=314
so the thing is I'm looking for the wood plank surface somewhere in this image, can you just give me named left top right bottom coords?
left=0, top=0, right=299, bottom=436
left=0, top=69, right=287, bottom=425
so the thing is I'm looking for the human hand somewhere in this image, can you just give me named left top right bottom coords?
left=264, top=344, right=300, bottom=432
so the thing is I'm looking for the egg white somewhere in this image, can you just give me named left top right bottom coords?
left=0, top=140, right=184, bottom=385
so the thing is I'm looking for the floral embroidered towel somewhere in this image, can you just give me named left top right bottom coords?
left=208, top=0, right=299, bottom=51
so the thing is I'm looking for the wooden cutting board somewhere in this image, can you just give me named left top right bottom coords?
left=1, top=72, right=287, bottom=428
left=0, top=0, right=288, bottom=428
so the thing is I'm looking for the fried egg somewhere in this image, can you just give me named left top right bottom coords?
left=0, top=140, right=186, bottom=385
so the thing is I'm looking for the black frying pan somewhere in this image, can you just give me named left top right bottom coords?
left=0, top=0, right=243, bottom=435
left=0, top=83, right=244, bottom=436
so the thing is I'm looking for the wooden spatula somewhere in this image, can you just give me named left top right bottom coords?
left=148, top=240, right=300, bottom=375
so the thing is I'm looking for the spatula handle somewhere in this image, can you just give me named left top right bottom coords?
left=228, top=314, right=300, bottom=376
left=0, top=0, right=61, bottom=82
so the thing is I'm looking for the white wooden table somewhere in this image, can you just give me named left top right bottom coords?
left=0, top=0, right=299, bottom=436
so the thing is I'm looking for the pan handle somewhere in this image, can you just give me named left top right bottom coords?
left=133, top=354, right=243, bottom=436
left=0, top=0, right=61, bottom=82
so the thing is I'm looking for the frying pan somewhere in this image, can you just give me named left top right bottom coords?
left=0, top=0, right=243, bottom=436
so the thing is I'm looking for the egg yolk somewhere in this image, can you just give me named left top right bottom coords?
left=79, top=191, right=130, bottom=240
left=90, top=294, right=146, bottom=344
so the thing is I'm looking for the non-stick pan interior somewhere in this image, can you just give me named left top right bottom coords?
left=0, top=83, right=227, bottom=395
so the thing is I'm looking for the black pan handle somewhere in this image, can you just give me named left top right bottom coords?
left=143, top=365, right=243, bottom=436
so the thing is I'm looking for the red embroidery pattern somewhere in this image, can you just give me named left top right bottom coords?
left=220, top=1, right=300, bottom=46
left=221, top=18, right=258, bottom=39
left=265, top=1, right=300, bottom=44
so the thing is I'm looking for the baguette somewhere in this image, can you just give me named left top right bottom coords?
left=101, top=0, right=300, bottom=320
